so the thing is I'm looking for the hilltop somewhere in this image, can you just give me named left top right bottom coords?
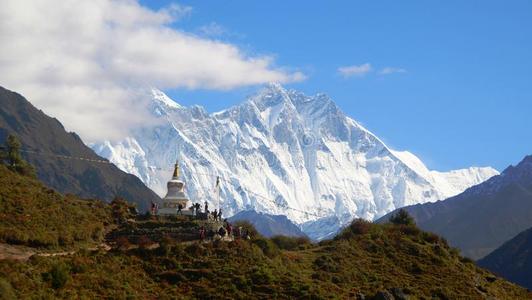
left=378, top=155, right=532, bottom=259
left=0, top=160, right=529, bottom=298
left=1, top=217, right=529, bottom=299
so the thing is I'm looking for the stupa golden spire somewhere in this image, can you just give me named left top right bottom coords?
left=173, top=160, right=179, bottom=179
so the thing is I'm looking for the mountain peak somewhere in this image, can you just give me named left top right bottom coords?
left=499, top=155, right=532, bottom=184
left=264, top=81, right=286, bottom=91
left=93, top=85, right=498, bottom=240
left=151, top=88, right=181, bottom=109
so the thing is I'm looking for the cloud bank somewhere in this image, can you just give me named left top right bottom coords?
left=0, top=0, right=304, bottom=142
left=338, top=63, right=408, bottom=78
left=338, top=63, right=372, bottom=77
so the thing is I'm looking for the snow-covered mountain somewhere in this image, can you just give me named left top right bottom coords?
left=92, top=83, right=498, bottom=240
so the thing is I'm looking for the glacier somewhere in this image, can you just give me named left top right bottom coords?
left=91, top=83, right=498, bottom=240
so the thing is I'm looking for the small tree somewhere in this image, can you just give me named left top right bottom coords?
left=390, top=209, right=416, bottom=226
left=2, top=135, right=35, bottom=177
left=6, top=135, right=22, bottom=167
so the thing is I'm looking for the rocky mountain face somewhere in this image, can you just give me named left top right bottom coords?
left=228, top=210, right=307, bottom=238
left=0, top=86, right=160, bottom=211
left=478, top=226, right=532, bottom=289
left=379, top=155, right=532, bottom=259
left=92, top=83, right=497, bottom=240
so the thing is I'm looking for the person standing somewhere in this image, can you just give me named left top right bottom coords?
left=199, top=226, right=206, bottom=240
left=226, top=223, right=232, bottom=237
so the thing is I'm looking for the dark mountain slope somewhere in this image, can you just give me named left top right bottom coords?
left=228, top=210, right=307, bottom=238
left=378, top=155, right=532, bottom=260
left=0, top=86, right=160, bottom=211
left=478, top=226, right=532, bottom=289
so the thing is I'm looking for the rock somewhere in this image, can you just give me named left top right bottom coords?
left=372, top=290, right=395, bottom=300
left=390, top=288, right=409, bottom=300
left=354, top=292, right=366, bottom=300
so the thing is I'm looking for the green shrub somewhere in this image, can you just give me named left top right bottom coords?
left=460, top=256, right=474, bottom=264
left=253, top=237, right=279, bottom=257
left=158, top=236, right=174, bottom=256
left=349, top=219, right=372, bottom=235
left=49, top=263, right=70, bottom=289
left=0, top=278, right=16, bottom=300
left=314, top=255, right=339, bottom=273
left=271, top=235, right=311, bottom=250
left=390, top=209, right=416, bottom=226
left=399, top=224, right=421, bottom=236
left=251, top=266, right=275, bottom=285
left=422, top=231, right=440, bottom=244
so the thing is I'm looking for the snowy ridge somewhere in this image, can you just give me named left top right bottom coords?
left=92, top=84, right=498, bottom=240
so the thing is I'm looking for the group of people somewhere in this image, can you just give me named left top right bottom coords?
left=193, top=201, right=223, bottom=221
left=151, top=200, right=227, bottom=223
left=210, top=208, right=223, bottom=221
left=198, top=222, right=251, bottom=241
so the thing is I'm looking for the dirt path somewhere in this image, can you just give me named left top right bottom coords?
left=0, top=243, right=112, bottom=262
left=0, top=243, right=35, bottom=261
left=1, top=236, right=233, bottom=262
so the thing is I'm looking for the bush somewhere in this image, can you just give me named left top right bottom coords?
left=271, top=235, right=311, bottom=250
left=158, top=236, right=174, bottom=256
left=314, top=255, right=339, bottom=273
left=0, top=278, right=16, bottom=300
left=49, top=263, right=70, bottom=289
left=390, top=209, right=416, bottom=226
left=460, top=256, right=474, bottom=264
left=399, top=224, right=421, bottom=236
left=349, top=219, right=372, bottom=235
left=422, top=232, right=440, bottom=244
left=250, top=266, right=275, bottom=285
left=252, top=237, right=279, bottom=257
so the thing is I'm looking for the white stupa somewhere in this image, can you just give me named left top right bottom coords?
left=157, top=161, right=192, bottom=215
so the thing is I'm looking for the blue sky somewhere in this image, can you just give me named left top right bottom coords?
left=141, top=0, right=532, bottom=171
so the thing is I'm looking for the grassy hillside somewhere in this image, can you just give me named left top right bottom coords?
left=0, top=165, right=529, bottom=299
left=378, top=155, right=532, bottom=260
left=1, top=219, right=529, bottom=299
left=0, top=164, right=112, bottom=248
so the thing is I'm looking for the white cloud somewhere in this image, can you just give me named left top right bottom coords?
left=0, top=0, right=304, bottom=142
left=338, top=63, right=372, bottom=78
left=379, top=67, right=407, bottom=75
